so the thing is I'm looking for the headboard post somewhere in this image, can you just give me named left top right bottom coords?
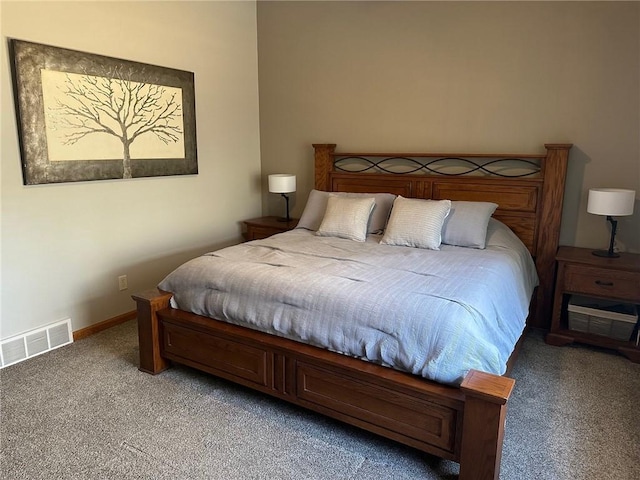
left=533, top=143, right=572, bottom=329
left=313, top=143, right=337, bottom=191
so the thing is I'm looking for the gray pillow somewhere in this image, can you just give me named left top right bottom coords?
left=297, top=190, right=396, bottom=234
left=441, top=201, right=498, bottom=249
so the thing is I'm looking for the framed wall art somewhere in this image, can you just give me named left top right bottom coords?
left=9, top=39, right=198, bottom=185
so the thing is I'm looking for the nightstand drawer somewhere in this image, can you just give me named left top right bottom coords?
left=247, top=226, right=279, bottom=241
left=564, top=264, right=640, bottom=302
left=243, top=216, right=299, bottom=242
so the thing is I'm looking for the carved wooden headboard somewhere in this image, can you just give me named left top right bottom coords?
left=313, top=143, right=572, bottom=330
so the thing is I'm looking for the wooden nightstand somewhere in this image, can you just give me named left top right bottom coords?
left=243, top=216, right=299, bottom=241
left=546, top=246, right=640, bottom=362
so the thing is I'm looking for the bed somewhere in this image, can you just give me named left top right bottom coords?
left=134, top=142, right=571, bottom=480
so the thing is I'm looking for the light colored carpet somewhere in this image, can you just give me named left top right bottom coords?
left=1, top=320, right=638, bottom=479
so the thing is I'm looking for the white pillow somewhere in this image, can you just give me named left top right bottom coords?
left=441, top=201, right=498, bottom=249
left=297, top=190, right=396, bottom=234
left=316, top=196, right=376, bottom=242
left=380, top=197, right=451, bottom=250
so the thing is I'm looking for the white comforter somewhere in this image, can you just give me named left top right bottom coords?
left=158, top=219, right=538, bottom=385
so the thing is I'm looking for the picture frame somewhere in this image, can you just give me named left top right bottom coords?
left=9, top=39, right=198, bottom=185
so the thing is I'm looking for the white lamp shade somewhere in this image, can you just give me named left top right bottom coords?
left=268, top=174, right=296, bottom=194
left=587, top=188, right=635, bottom=216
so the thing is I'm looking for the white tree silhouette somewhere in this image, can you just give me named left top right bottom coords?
left=48, top=70, right=183, bottom=178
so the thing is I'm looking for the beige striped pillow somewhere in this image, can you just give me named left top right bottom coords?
left=316, top=196, right=376, bottom=242
left=380, top=197, right=451, bottom=250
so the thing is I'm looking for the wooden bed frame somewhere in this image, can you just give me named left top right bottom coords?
left=134, top=143, right=571, bottom=480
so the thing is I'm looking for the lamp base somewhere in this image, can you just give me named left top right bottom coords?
left=592, top=249, right=619, bottom=258
left=277, top=193, right=291, bottom=224
left=591, top=216, right=620, bottom=258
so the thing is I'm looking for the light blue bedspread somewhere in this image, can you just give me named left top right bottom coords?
left=158, top=219, right=537, bottom=386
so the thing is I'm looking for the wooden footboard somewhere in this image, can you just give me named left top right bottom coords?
left=133, top=289, right=514, bottom=480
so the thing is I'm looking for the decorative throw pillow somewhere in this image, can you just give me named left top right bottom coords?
left=380, top=197, right=451, bottom=250
left=441, top=201, right=498, bottom=249
left=316, top=196, right=376, bottom=242
left=297, top=190, right=396, bottom=234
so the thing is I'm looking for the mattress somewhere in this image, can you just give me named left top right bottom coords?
left=158, top=219, right=538, bottom=385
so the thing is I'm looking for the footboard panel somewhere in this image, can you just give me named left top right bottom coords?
left=296, top=362, right=459, bottom=456
left=163, top=321, right=271, bottom=388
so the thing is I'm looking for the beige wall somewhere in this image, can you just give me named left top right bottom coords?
left=257, top=1, right=640, bottom=252
left=1, top=1, right=262, bottom=338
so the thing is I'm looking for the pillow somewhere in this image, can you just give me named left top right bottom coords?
left=297, top=190, right=396, bottom=234
left=441, top=201, right=498, bottom=249
left=316, top=196, right=376, bottom=242
left=380, top=197, right=451, bottom=250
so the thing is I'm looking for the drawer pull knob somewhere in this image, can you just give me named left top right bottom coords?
left=595, top=280, right=614, bottom=287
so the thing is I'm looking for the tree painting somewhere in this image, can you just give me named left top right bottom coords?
left=42, top=68, right=185, bottom=179
left=11, top=40, right=197, bottom=185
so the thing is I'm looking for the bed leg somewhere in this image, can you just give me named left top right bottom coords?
left=132, top=289, right=173, bottom=374
left=458, top=370, right=515, bottom=480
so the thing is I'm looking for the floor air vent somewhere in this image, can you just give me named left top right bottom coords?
left=1, top=319, right=73, bottom=368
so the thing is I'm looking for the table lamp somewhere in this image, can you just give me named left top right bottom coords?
left=268, top=174, right=296, bottom=222
left=587, top=188, right=636, bottom=257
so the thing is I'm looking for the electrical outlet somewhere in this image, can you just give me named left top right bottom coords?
left=118, top=275, right=128, bottom=291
